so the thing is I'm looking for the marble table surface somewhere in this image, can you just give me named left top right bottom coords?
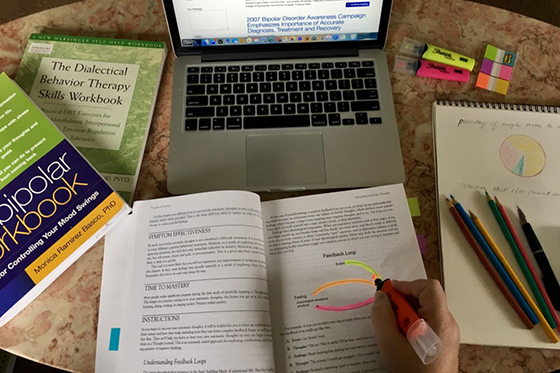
left=1, top=0, right=560, bottom=371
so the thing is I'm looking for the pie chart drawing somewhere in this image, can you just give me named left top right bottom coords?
left=499, top=135, right=546, bottom=177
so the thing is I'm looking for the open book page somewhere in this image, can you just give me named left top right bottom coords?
left=261, top=185, right=426, bottom=372
left=434, top=103, right=560, bottom=349
left=109, top=191, right=275, bottom=373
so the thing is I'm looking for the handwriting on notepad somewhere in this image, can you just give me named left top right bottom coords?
left=457, top=119, right=560, bottom=131
left=455, top=182, right=560, bottom=199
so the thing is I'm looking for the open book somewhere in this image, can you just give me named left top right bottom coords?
left=95, top=184, right=426, bottom=372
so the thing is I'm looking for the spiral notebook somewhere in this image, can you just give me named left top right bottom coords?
left=434, top=101, right=560, bottom=349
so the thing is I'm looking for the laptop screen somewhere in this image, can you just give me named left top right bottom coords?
left=171, top=0, right=385, bottom=48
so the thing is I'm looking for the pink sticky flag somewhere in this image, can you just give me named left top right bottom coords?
left=417, top=234, right=428, bottom=255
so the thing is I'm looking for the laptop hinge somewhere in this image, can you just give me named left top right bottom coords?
left=201, top=48, right=360, bottom=62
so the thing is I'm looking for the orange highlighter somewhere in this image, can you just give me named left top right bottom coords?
left=375, top=279, right=443, bottom=365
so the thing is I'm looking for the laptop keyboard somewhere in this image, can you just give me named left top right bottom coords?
left=184, top=60, right=381, bottom=131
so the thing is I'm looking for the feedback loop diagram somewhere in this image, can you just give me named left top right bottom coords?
left=313, top=260, right=382, bottom=312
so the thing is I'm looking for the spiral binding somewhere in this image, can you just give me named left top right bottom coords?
left=435, top=100, right=560, bottom=113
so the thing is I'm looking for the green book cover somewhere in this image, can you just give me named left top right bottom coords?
left=15, top=34, right=167, bottom=203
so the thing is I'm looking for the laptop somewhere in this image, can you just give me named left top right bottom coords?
left=162, top=0, right=405, bottom=194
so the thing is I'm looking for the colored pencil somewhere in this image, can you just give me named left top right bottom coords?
left=471, top=211, right=558, bottom=343
left=446, top=199, right=533, bottom=329
left=486, top=193, right=556, bottom=328
left=495, top=196, right=560, bottom=330
left=519, top=207, right=560, bottom=311
left=450, top=196, right=538, bottom=325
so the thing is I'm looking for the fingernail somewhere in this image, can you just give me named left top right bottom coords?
left=374, top=291, right=385, bottom=301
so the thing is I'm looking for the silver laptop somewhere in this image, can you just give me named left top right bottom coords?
left=163, top=0, right=404, bottom=194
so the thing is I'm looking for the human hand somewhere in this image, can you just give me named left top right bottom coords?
left=370, top=279, right=460, bottom=373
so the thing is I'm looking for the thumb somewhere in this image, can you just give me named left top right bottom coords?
left=370, top=291, right=402, bottom=339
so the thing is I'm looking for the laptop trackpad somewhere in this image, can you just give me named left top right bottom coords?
left=246, top=133, right=326, bottom=187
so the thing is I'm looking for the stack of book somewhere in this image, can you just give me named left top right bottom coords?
left=0, top=33, right=167, bottom=326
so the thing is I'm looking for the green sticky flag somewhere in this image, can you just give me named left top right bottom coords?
left=408, top=197, right=421, bottom=217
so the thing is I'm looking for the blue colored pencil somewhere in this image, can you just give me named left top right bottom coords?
left=450, top=196, right=538, bottom=325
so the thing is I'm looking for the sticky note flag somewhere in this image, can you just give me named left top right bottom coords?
left=476, top=73, right=510, bottom=95
left=417, top=234, right=429, bottom=255
left=408, top=197, right=421, bottom=217
left=476, top=44, right=517, bottom=95
left=480, top=58, right=513, bottom=80
left=484, top=44, right=517, bottom=67
left=109, top=328, right=121, bottom=351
